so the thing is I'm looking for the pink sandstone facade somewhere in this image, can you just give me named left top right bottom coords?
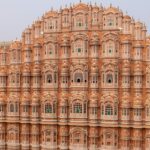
left=0, top=2, right=150, bottom=150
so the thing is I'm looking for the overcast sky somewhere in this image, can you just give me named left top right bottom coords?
left=0, top=0, right=150, bottom=41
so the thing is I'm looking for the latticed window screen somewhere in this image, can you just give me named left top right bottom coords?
left=105, top=105, right=113, bottom=115
left=73, top=102, right=82, bottom=113
left=45, top=103, right=52, bottom=113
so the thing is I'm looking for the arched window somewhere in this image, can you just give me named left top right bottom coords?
left=10, top=132, right=14, bottom=141
left=105, top=104, right=113, bottom=115
left=107, top=41, right=115, bottom=56
left=25, top=33, right=31, bottom=44
left=10, top=73, right=20, bottom=85
left=45, top=44, right=54, bottom=56
left=73, top=102, right=82, bottom=113
left=10, top=104, right=14, bottom=112
left=135, top=28, right=141, bottom=40
left=76, top=16, right=84, bottom=27
left=109, top=20, right=113, bottom=26
left=43, top=101, right=56, bottom=114
left=108, top=44, right=113, bottom=54
left=74, top=132, right=81, bottom=144
left=42, top=129, right=57, bottom=144
left=47, top=74, right=52, bottom=83
left=74, top=72, right=83, bottom=83
left=11, top=74, right=15, bottom=84
left=47, top=19, right=55, bottom=30
left=74, top=40, right=84, bottom=53
left=45, top=103, right=52, bottom=113
left=107, top=18, right=114, bottom=26
left=70, top=130, right=87, bottom=145
left=12, top=50, right=17, bottom=62
left=46, top=130, right=51, bottom=142
left=0, top=53, right=6, bottom=65
left=62, top=15, right=68, bottom=24
left=106, top=74, right=113, bottom=83
left=92, top=12, right=98, bottom=24
left=104, top=131, right=115, bottom=146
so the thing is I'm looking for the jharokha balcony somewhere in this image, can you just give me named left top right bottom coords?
left=0, top=1, right=149, bottom=150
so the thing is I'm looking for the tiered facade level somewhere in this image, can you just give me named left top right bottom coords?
left=1, top=2, right=150, bottom=150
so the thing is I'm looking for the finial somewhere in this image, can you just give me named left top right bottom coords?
left=95, top=2, right=97, bottom=6
left=51, top=7, right=53, bottom=11
left=80, top=0, right=81, bottom=3
left=100, top=3, right=102, bottom=8
left=110, top=3, right=112, bottom=8
left=65, top=4, right=67, bottom=8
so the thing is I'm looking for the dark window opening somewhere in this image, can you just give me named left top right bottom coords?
left=107, top=74, right=113, bottom=84
left=77, top=78, right=81, bottom=83
left=47, top=75, right=52, bottom=83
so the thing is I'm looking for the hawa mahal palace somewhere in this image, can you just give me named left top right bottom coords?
left=0, top=1, right=150, bottom=150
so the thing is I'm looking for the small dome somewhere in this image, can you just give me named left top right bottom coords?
left=104, top=5, right=120, bottom=15
left=61, top=62, right=69, bottom=73
left=91, top=33, right=99, bottom=42
left=122, top=61, right=130, bottom=75
left=31, top=92, right=40, bottom=102
left=10, top=41, right=21, bottom=49
left=32, top=64, right=41, bottom=74
left=134, top=63, right=142, bottom=75
left=89, top=92, right=98, bottom=106
left=0, top=93, right=6, bottom=103
left=73, top=2, right=89, bottom=11
left=145, top=94, right=150, bottom=105
left=60, top=92, right=68, bottom=98
left=44, top=10, right=58, bottom=19
left=121, top=93, right=130, bottom=107
left=22, top=64, right=31, bottom=74
left=21, top=92, right=30, bottom=102
left=8, top=93, right=20, bottom=101
left=124, top=15, right=131, bottom=20
left=24, top=28, right=31, bottom=34
left=91, top=63, right=98, bottom=73
left=135, top=21, right=143, bottom=28
left=133, top=94, right=143, bottom=108
left=34, top=43, right=41, bottom=47
left=0, top=67, right=7, bottom=75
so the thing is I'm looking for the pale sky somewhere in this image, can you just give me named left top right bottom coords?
left=0, top=0, right=150, bottom=41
